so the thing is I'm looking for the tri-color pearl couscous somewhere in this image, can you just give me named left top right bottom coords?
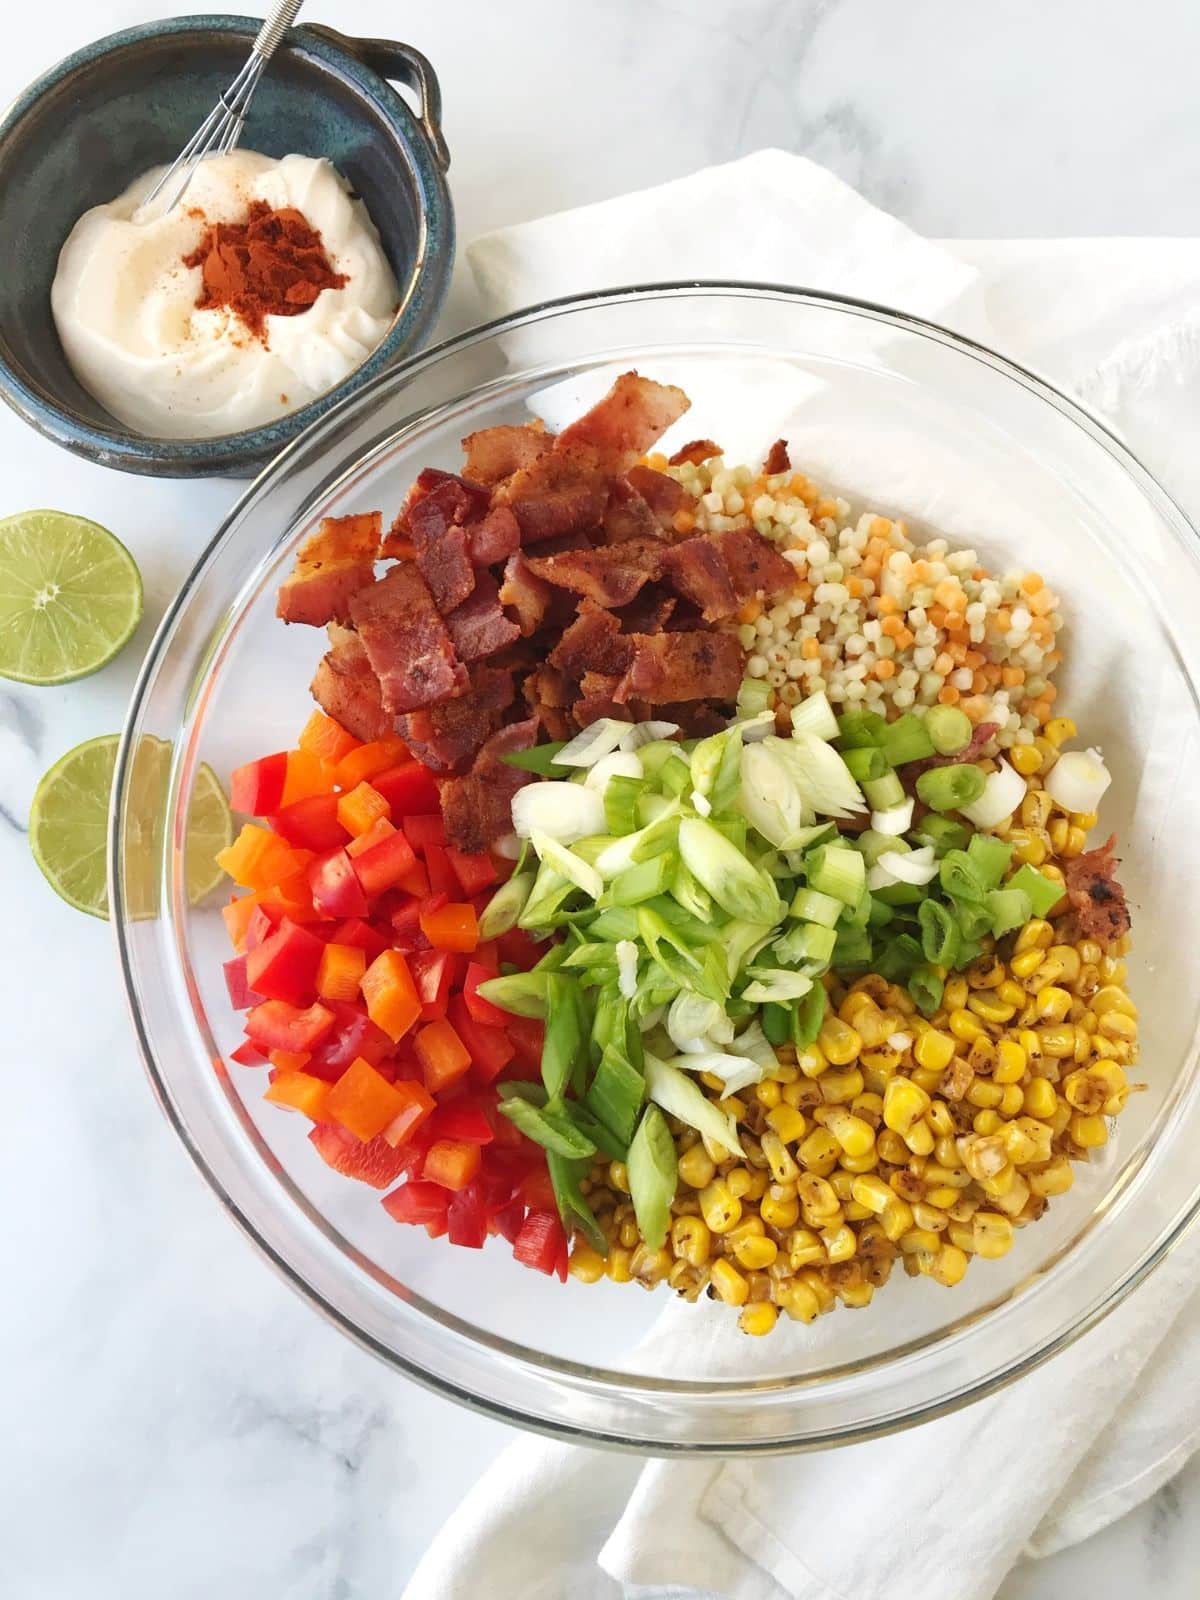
left=653, top=452, right=1064, bottom=747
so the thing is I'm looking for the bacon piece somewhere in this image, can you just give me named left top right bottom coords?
left=462, top=422, right=554, bottom=485
left=602, top=478, right=660, bottom=545
left=445, top=571, right=521, bottom=662
left=1064, top=834, right=1131, bottom=943
left=549, top=601, right=633, bottom=681
left=557, top=372, right=690, bottom=464
left=711, top=527, right=796, bottom=602
left=656, top=700, right=728, bottom=737
left=669, top=439, right=721, bottom=467
left=276, top=512, right=380, bottom=628
left=465, top=505, right=521, bottom=567
left=524, top=665, right=577, bottom=740
left=349, top=564, right=467, bottom=714
left=524, top=537, right=664, bottom=608
left=625, top=465, right=696, bottom=530
left=615, top=586, right=676, bottom=635
left=397, top=668, right=514, bottom=774
left=763, top=438, right=791, bottom=475
left=614, top=630, right=743, bottom=705
left=383, top=469, right=489, bottom=559
left=663, top=527, right=795, bottom=621
left=439, top=718, right=539, bottom=854
left=494, top=447, right=608, bottom=543
left=309, top=629, right=390, bottom=743
left=499, top=553, right=552, bottom=636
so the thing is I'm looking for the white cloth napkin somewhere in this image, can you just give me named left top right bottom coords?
left=403, top=151, right=1200, bottom=1600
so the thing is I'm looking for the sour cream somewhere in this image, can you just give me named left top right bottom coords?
left=51, top=151, right=400, bottom=438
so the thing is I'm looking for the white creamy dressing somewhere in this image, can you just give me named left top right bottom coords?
left=51, top=151, right=400, bottom=438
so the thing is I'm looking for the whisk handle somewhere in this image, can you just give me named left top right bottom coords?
left=253, top=0, right=306, bottom=62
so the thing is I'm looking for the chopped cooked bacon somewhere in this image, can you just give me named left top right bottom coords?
left=397, top=667, right=514, bottom=773
left=1064, top=834, right=1131, bottom=943
left=663, top=527, right=794, bottom=621
left=494, top=446, right=609, bottom=543
left=657, top=700, right=728, bottom=737
left=465, top=505, right=521, bottom=566
left=549, top=601, right=633, bottom=681
left=557, top=373, right=690, bottom=464
left=669, top=438, right=721, bottom=467
left=349, top=564, right=467, bottom=714
left=573, top=689, right=630, bottom=727
left=310, top=629, right=390, bottom=743
left=625, top=465, right=696, bottom=529
left=417, top=524, right=475, bottom=614
left=763, top=438, right=791, bottom=475
left=445, top=571, right=521, bottom=662
left=439, top=718, right=539, bottom=853
left=615, top=586, right=676, bottom=634
left=276, top=512, right=380, bottom=628
left=524, top=664, right=577, bottom=739
left=461, top=422, right=554, bottom=484
left=524, top=537, right=664, bottom=608
left=499, top=553, right=552, bottom=636
left=602, top=478, right=660, bottom=545
left=615, top=630, right=742, bottom=705
left=711, top=527, right=796, bottom=602
left=383, top=468, right=490, bottom=558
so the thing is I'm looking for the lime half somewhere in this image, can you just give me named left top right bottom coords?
left=29, top=734, right=232, bottom=919
left=0, top=510, right=143, bottom=685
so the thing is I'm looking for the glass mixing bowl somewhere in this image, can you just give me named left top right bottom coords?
left=112, top=284, right=1200, bottom=1451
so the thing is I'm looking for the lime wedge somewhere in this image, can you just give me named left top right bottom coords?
left=29, top=733, right=232, bottom=920
left=0, top=510, right=143, bottom=685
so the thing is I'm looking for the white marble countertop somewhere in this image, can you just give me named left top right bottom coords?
left=4, top=3, right=1200, bottom=1596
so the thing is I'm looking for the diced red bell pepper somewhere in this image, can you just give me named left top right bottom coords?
left=223, top=955, right=262, bottom=1011
left=490, top=1198, right=527, bottom=1244
left=309, top=1123, right=412, bottom=1189
left=507, top=1015, right=546, bottom=1074
left=372, top=760, right=440, bottom=816
left=419, top=902, right=479, bottom=954
left=245, top=918, right=326, bottom=1007
left=307, top=847, right=369, bottom=919
left=395, top=857, right=432, bottom=900
left=331, top=918, right=390, bottom=962
left=388, top=899, right=430, bottom=953
left=246, top=999, right=335, bottom=1054
left=414, top=1018, right=473, bottom=1094
left=305, top=1002, right=392, bottom=1080
left=230, top=751, right=289, bottom=816
left=446, top=994, right=517, bottom=1084
left=512, top=1210, right=568, bottom=1276
left=401, top=813, right=446, bottom=851
left=423, top=1138, right=482, bottom=1191
left=517, top=1166, right=557, bottom=1213
left=381, top=1080, right=437, bottom=1147
left=472, top=940, right=500, bottom=976
left=409, top=947, right=460, bottom=1020
left=446, top=1179, right=488, bottom=1249
left=381, top=1178, right=452, bottom=1228
left=243, top=904, right=275, bottom=952
left=271, top=793, right=348, bottom=853
left=428, top=1099, right=495, bottom=1145
left=463, top=961, right=510, bottom=1026
left=423, top=843, right=459, bottom=899
left=353, top=828, right=418, bottom=898
left=446, top=847, right=499, bottom=897
left=230, top=1040, right=267, bottom=1067
left=497, top=926, right=546, bottom=971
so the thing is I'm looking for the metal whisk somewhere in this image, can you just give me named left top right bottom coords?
left=136, top=0, right=305, bottom=222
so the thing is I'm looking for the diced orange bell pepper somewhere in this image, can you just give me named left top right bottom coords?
left=222, top=893, right=260, bottom=951
left=361, top=949, right=421, bottom=1043
left=217, top=824, right=308, bottom=891
left=265, top=1069, right=332, bottom=1120
left=345, top=816, right=395, bottom=859
left=281, top=748, right=338, bottom=807
left=298, top=709, right=361, bottom=766
left=268, top=1048, right=312, bottom=1074
left=334, top=736, right=409, bottom=792
left=419, top=901, right=479, bottom=954
left=316, top=941, right=367, bottom=1003
left=382, top=1080, right=437, bottom=1147
left=336, top=781, right=391, bottom=838
left=325, top=1056, right=407, bottom=1142
left=256, top=869, right=320, bottom=924
left=414, top=1017, right=472, bottom=1093
left=423, top=1137, right=482, bottom=1191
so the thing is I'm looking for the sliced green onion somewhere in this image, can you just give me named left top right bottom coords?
left=908, top=964, right=945, bottom=1016
left=761, top=1003, right=793, bottom=1047
left=788, top=886, right=843, bottom=927
left=477, top=870, right=535, bottom=939
left=862, top=771, right=905, bottom=811
left=606, top=852, right=675, bottom=906
left=986, top=886, right=1033, bottom=938
left=634, top=739, right=683, bottom=780
left=586, top=1044, right=645, bottom=1145
left=670, top=863, right=714, bottom=921
left=558, top=1103, right=625, bottom=1164
left=772, top=920, right=837, bottom=970
left=530, top=831, right=604, bottom=899
left=875, top=932, right=924, bottom=982
left=498, top=1096, right=596, bottom=1159
left=583, top=750, right=644, bottom=796
left=866, top=844, right=938, bottom=890
left=513, top=782, right=607, bottom=841
left=741, top=968, right=814, bottom=1003
left=792, top=980, right=827, bottom=1047
left=678, top=816, right=784, bottom=925
left=781, top=734, right=867, bottom=819
left=938, top=848, right=986, bottom=903
left=912, top=814, right=972, bottom=856
left=880, top=712, right=936, bottom=766
left=836, top=709, right=887, bottom=749
left=619, top=720, right=680, bottom=753
left=738, top=740, right=811, bottom=847
left=843, top=745, right=889, bottom=784
left=659, top=750, right=692, bottom=796
left=691, top=727, right=742, bottom=813
left=867, top=895, right=895, bottom=929
left=737, top=675, right=774, bottom=718
left=806, top=842, right=866, bottom=905
left=870, top=796, right=915, bottom=836
left=1045, top=748, right=1111, bottom=814
left=626, top=1105, right=678, bottom=1250
left=952, top=896, right=994, bottom=943
left=959, top=759, right=1024, bottom=830
left=500, top=742, right=566, bottom=775
left=966, top=832, right=1014, bottom=892
left=915, top=763, right=987, bottom=813
left=667, top=990, right=733, bottom=1053
left=554, top=718, right=635, bottom=768
left=831, top=922, right=873, bottom=970
left=789, top=689, right=839, bottom=742
left=541, top=975, right=588, bottom=1100
left=475, top=971, right=549, bottom=1019
left=710, top=815, right=748, bottom=854
left=854, top=829, right=911, bottom=868
left=925, top=705, right=973, bottom=756
left=587, top=905, right=641, bottom=942
left=547, top=1152, right=610, bottom=1253
left=644, top=1052, right=745, bottom=1157
left=630, top=813, right=682, bottom=864
left=603, top=775, right=645, bottom=835
left=918, top=898, right=961, bottom=967
left=1007, top=863, right=1067, bottom=919
left=872, top=881, right=926, bottom=907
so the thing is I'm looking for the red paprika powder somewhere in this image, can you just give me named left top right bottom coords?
left=183, top=201, right=348, bottom=343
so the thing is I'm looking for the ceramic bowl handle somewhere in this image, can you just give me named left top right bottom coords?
left=305, top=27, right=450, bottom=172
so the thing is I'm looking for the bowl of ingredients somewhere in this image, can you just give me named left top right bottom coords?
left=114, top=284, right=1200, bottom=1450
left=0, top=14, right=453, bottom=477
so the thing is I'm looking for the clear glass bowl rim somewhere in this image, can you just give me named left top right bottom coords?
left=110, top=280, right=1200, bottom=1452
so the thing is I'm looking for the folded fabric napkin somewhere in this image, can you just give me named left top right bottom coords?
left=404, top=151, right=1200, bottom=1600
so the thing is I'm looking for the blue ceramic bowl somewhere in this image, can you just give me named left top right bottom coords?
left=0, top=14, right=455, bottom=477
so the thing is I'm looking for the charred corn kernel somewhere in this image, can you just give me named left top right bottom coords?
left=760, top=1190, right=801, bottom=1230
left=964, top=1037, right=993, bottom=1079
left=699, top=1181, right=742, bottom=1234
left=967, top=957, right=1006, bottom=990
left=1015, top=919, right=1054, bottom=954
left=923, top=1160, right=972, bottom=1189
left=797, top=1173, right=841, bottom=1218
left=836, top=1278, right=875, bottom=1308
left=850, top=1174, right=893, bottom=1214
left=729, top=1212, right=767, bottom=1243
left=949, top=1009, right=987, bottom=1045
left=1010, top=742, right=1043, bottom=776
left=992, top=1170, right=1031, bottom=1217
left=1069, top=1112, right=1109, bottom=1148
left=1020, top=790, right=1052, bottom=829
left=766, top=1104, right=807, bottom=1145
left=994, top=1039, right=1027, bottom=1083
left=972, top=1109, right=1003, bottom=1136
left=785, top=1226, right=826, bottom=1268
left=880, top=1198, right=915, bottom=1242
left=999, top=1084, right=1025, bottom=1117
left=967, top=991, right=1017, bottom=1024
left=1063, top=1068, right=1106, bottom=1113
left=619, top=1219, right=640, bottom=1249
left=631, top=1244, right=671, bottom=1282
left=797, top=1043, right=828, bottom=1078
left=973, top=1211, right=1015, bottom=1259
left=797, top=1127, right=840, bottom=1174
left=760, top=1132, right=800, bottom=1185
left=819, top=1066, right=865, bottom=1104
left=966, top=1079, right=1004, bottom=1109
left=905, top=1120, right=936, bottom=1156
left=821, top=1223, right=857, bottom=1263
left=1044, top=716, right=1076, bottom=746
left=670, top=1215, right=711, bottom=1266
left=754, top=1077, right=782, bottom=1110
left=911, top=1065, right=945, bottom=1095
left=1063, top=826, right=1088, bottom=856
left=934, top=1134, right=961, bottom=1169
left=1040, top=1024, right=1077, bottom=1058
left=922, top=1100, right=953, bottom=1139
left=606, top=1248, right=633, bottom=1283
left=924, top=1186, right=962, bottom=1211
left=860, top=1046, right=903, bottom=1081
left=1049, top=1099, right=1073, bottom=1136
left=1099, top=1011, right=1137, bottom=1042
left=838, top=1151, right=880, bottom=1178
left=1035, top=985, right=1073, bottom=1023
left=699, top=1073, right=724, bottom=1094
left=883, top=1076, right=932, bottom=1134
left=781, top=1080, right=807, bottom=1108
left=678, top=1144, right=716, bottom=1189
left=1028, top=1157, right=1075, bottom=1197
left=607, top=1161, right=629, bottom=1193
left=900, top=1226, right=945, bottom=1254
left=851, top=1090, right=884, bottom=1124
left=931, top=1243, right=969, bottom=1286
left=710, top=1258, right=749, bottom=1306
left=733, top=1233, right=778, bottom=1271
left=726, top=1167, right=755, bottom=1200
left=1048, top=946, right=1082, bottom=982
left=779, top=1280, right=822, bottom=1322
left=911, top=1201, right=949, bottom=1232
left=959, top=1133, right=1009, bottom=1181
left=569, top=1244, right=606, bottom=1283
left=822, top=1106, right=876, bottom=1157
left=947, top=1220, right=977, bottom=1253
left=1009, top=948, right=1045, bottom=980
left=997, top=979, right=1027, bottom=1009
left=744, top=1168, right=770, bottom=1201
left=1072, top=809, right=1099, bottom=831
left=819, top=1016, right=863, bottom=1066
left=940, top=975, right=967, bottom=1012
left=1001, top=1119, right=1048, bottom=1165
left=876, top=1129, right=909, bottom=1165
left=739, top=1301, right=778, bottom=1336
left=1023, top=1077, right=1058, bottom=1119
left=719, top=1095, right=747, bottom=1123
